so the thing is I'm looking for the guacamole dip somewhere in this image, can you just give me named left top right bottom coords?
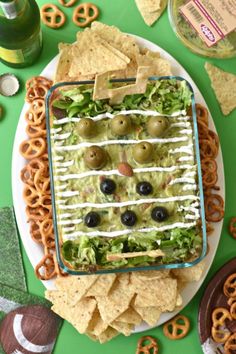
left=49, top=79, right=203, bottom=272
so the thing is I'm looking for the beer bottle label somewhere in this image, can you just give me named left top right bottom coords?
left=0, top=30, right=42, bottom=64
left=0, top=1, right=17, bottom=19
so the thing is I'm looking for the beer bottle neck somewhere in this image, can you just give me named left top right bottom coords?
left=0, top=0, right=27, bottom=19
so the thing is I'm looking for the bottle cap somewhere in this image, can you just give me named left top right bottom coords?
left=0, top=73, right=20, bottom=97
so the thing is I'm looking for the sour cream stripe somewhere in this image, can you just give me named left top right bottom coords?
left=54, top=164, right=196, bottom=181
left=53, top=110, right=188, bottom=125
left=57, top=195, right=199, bottom=210
left=169, top=177, right=196, bottom=185
left=54, top=137, right=189, bottom=151
left=58, top=218, right=83, bottom=226
left=63, top=221, right=197, bottom=239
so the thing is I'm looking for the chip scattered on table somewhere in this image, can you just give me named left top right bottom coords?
left=135, top=0, right=167, bottom=26
left=205, top=62, right=236, bottom=115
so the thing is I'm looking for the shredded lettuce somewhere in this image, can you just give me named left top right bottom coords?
left=62, top=227, right=202, bottom=270
left=52, top=79, right=192, bottom=119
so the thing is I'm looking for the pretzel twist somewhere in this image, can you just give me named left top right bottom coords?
left=225, top=333, right=236, bottom=354
left=163, top=315, right=190, bottom=340
left=136, top=336, right=158, bottom=354
left=224, top=273, right=236, bottom=299
left=20, top=138, right=46, bottom=160
left=73, top=3, right=99, bottom=27
left=41, top=4, right=66, bottom=29
left=58, top=0, right=77, bottom=7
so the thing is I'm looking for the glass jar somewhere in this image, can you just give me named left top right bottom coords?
left=168, top=0, right=236, bottom=58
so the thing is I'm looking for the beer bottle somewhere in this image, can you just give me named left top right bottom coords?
left=0, top=0, right=42, bottom=68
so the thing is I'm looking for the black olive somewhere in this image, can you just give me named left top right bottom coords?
left=100, top=179, right=116, bottom=194
left=121, top=210, right=137, bottom=227
left=151, top=207, right=169, bottom=222
left=136, top=181, right=153, bottom=196
left=84, top=212, right=101, bottom=228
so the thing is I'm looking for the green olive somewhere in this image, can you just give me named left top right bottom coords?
left=133, top=141, right=154, bottom=164
left=84, top=146, right=107, bottom=170
left=111, top=115, right=132, bottom=136
left=77, top=118, right=96, bottom=138
left=147, top=116, right=168, bottom=137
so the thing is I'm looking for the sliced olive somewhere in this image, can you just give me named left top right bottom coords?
left=111, top=115, right=132, bottom=136
left=84, top=212, right=101, bottom=227
left=77, top=118, right=96, bottom=138
left=151, top=206, right=169, bottom=222
left=100, top=179, right=116, bottom=194
left=147, top=116, right=168, bottom=137
left=136, top=181, right=153, bottom=196
left=121, top=210, right=137, bottom=227
left=84, top=146, right=107, bottom=170
left=133, top=141, right=153, bottom=164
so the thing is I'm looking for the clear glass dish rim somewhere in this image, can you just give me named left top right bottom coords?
left=168, top=0, right=236, bottom=59
left=45, top=76, right=207, bottom=276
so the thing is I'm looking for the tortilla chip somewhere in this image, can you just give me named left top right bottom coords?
left=137, top=50, right=172, bottom=76
left=110, top=321, right=134, bottom=336
left=205, top=62, right=236, bottom=115
left=93, top=66, right=150, bottom=103
left=69, top=30, right=129, bottom=78
left=172, top=261, right=205, bottom=282
left=47, top=290, right=96, bottom=334
left=86, top=308, right=108, bottom=336
left=96, top=278, right=135, bottom=324
left=55, top=275, right=98, bottom=304
left=97, top=327, right=119, bottom=344
left=116, top=308, right=142, bottom=325
left=54, top=43, right=72, bottom=83
left=132, top=269, right=170, bottom=281
left=86, top=274, right=117, bottom=297
left=133, top=277, right=178, bottom=311
left=135, top=0, right=167, bottom=26
left=90, top=21, right=139, bottom=63
left=133, top=305, right=161, bottom=326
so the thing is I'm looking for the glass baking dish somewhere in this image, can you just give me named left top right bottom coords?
left=46, top=77, right=207, bottom=275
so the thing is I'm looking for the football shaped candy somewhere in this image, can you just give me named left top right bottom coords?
left=0, top=305, right=61, bottom=354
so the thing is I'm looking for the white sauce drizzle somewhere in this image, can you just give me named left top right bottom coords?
left=51, top=127, right=62, bottom=134
left=63, top=226, right=75, bottom=232
left=179, top=129, right=193, bottom=135
left=184, top=171, right=196, bottom=177
left=54, top=164, right=196, bottom=181
left=53, top=155, right=64, bottom=161
left=183, top=184, right=198, bottom=191
left=56, top=167, right=68, bottom=173
left=170, top=122, right=191, bottom=128
left=58, top=218, right=82, bottom=226
left=56, top=191, right=80, bottom=197
left=178, top=156, right=194, bottom=162
left=53, top=132, right=71, bottom=140
left=53, top=109, right=187, bottom=125
left=62, top=221, right=197, bottom=240
left=57, top=195, right=199, bottom=210
left=168, top=177, right=196, bottom=185
left=169, top=144, right=193, bottom=155
left=58, top=213, right=73, bottom=219
left=54, top=140, right=65, bottom=146
left=54, top=184, right=67, bottom=191
left=54, top=160, right=74, bottom=167
left=54, top=136, right=189, bottom=152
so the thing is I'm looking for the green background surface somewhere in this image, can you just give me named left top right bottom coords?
left=1, top=1, right=236, bottom=353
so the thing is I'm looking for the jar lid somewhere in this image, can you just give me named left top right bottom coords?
left=0, top=73, right=20, bottom=96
